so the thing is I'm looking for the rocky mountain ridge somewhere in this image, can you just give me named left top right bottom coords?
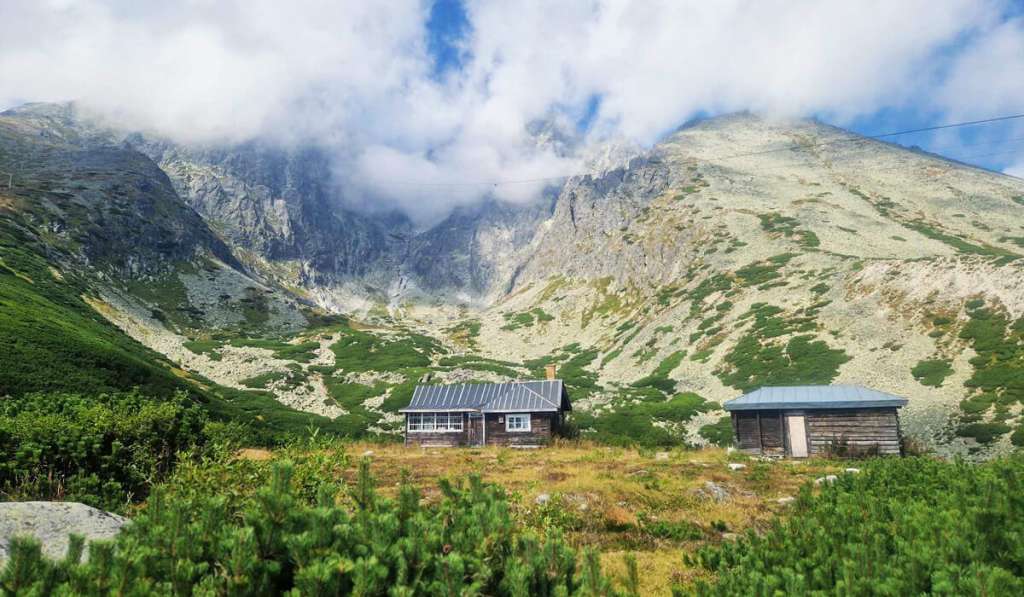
left=3, top=103, right=1024, bottom=457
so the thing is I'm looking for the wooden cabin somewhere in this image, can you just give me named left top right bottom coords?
left=723, top=385, right=908, bottom=457
left=400, top=369, right=571, bottom=448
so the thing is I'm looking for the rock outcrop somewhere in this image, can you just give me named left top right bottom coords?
left=0, top=502, right=128, bottom=563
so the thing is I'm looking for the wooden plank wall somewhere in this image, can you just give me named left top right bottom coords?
left=806, top=408, right=901, bottom=456
left=733, top=412, right=761, bottom=450
left=485, top=412, right=554, bottom=447
left=759, top=412, right=785, bottom=454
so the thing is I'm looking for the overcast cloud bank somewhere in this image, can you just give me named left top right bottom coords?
left=2, top=0, right=1022, bottom=220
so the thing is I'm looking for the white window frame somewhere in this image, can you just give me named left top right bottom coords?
left=505, top=413, right=531, bottom=432
left=408, top=412, right=464, bottom=433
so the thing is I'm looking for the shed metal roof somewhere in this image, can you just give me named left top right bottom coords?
left=723, top=385, right=908, bottom=411
left=399, top=380, right=570, bottom=413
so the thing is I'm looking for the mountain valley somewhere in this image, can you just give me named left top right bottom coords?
left=3, top=103, right=1024, bottom=458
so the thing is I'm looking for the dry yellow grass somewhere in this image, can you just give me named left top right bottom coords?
left=310, top=442, right=844, bottom=595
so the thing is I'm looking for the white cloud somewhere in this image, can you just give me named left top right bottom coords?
left=0, top=0, right=1019, bottom=222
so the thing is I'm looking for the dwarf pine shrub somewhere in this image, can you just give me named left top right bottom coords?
left=688, top=455, right=1024, bottom=595
left=0, top=460, right=634, bottom=596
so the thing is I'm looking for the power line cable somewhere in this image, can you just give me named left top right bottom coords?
left=385, top=112, right=1024, bottom=187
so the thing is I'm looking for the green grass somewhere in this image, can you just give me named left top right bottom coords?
left=0, top=224, right=190, bottom=399
left=954, top=304, right=1024, bottom=443
left=446, top=319, right=481, bottom=348
left=238, top=371, right=291, bottom=389
left=573, top=391, right=712, bottom=446
left=699, top=416, right=733, bottom=446
left=734, top=254, right=797, bottom=287
left=501, top=308, right=555, bottom=331
left=911, top=358, right=953, bottom=388
left=631, top=350, right=687, bottom=394
left=904, top=221, right=1019, bottom=258
left=758, top=213, right=819, bottom=248
left=717, top=304, right=848, bottom=392
left=182, top=338, right=224, bottom=360
left=228, top=338, right=321, bottom=363
left=331, top=326, right=443, bottom=373
left=438, top=355, right=523, bottom=379
left=525, top=345, right=602, bottom=399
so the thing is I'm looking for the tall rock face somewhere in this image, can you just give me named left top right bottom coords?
left=404, top=197, right=557, bottom=301
left=129, top=138, right=410, bottom=289
left=0, top=106, right=239, bottom=279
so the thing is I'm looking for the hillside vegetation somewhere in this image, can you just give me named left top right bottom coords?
left=3, top=442, right=1023, bottom=595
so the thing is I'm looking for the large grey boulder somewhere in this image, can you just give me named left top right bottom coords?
left=0, top=502, right=128, bottom=563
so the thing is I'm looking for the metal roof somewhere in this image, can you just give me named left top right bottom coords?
left=723, top=385, right=908, bottom=411
left=399, top=380, right=570, bottom=413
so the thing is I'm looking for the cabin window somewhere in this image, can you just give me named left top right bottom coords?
left=408, top=412, right=463, bottom=432
left=506, top=414, right=531, bottom=432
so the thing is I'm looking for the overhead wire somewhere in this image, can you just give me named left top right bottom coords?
left=383, top=112, right=1024, bottom=187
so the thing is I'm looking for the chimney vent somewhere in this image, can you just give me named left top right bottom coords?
left=545, top=364, right=557, bottom=380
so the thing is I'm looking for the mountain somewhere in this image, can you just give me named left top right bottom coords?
left=2, top=103, right=1024, bottom=458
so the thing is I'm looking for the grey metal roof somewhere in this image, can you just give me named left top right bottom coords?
left=399, top=380, right=570, bottom=413
left=723, top=385, right=908, bottom=411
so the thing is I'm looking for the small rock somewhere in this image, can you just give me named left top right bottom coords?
left=654, top=451, right=670, bottom=461
left=844, top=467, right=861, bottom=474
left=727, top=463, right=746, bottom=471
left=362, top=450, right=374, bottom=457
left=726, top=447, right=736, bottom=454
left=777, top=496, right=795, bottom=505
left=0, top=502, right=128, bottom=563
left=721, top=532, right=739, bottom=541
left=814, top=475, right=839, bottom=485
left=700, top=481, right=731, bottom=503
left=535, top=493, right=551, bottom=505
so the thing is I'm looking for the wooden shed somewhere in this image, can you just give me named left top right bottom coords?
left=399, top=375, right=571, bottom=448
left=722, top=385, right=908, bottom=457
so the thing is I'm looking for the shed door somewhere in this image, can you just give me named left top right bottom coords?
left=786, top=414, right=808, bottom=458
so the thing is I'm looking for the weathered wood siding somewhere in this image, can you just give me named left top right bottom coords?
left=732, top=407, right=903, bottom=457
left=759, top=412, right=785, bottom=454
left=484, top=412, right=554, bottom=447
left=806, top=408, right=901, bottom=456
left=733, top=412, right=761, bottom=450
left=403, top=413, right=469, bottom=447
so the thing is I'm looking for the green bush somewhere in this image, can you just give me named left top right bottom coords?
left=0, top=461, right=633, bottom=596
left=911, top=358, right=953, bottom=387
left=691, top=456, right=1024, bottom=595
left=0, top=391, right=210, bottom=511
left=574, top=392, right=712, bottom=446
left=699, top=416, right=733, bottom=447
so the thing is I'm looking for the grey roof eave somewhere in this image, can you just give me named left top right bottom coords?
left=398, top=408, right=480, bottom=413
left=399, top=407, right=561, bottom=414
left=724, top=399, right=908, bottom=411
left=480, top=407, right=560, bottom=413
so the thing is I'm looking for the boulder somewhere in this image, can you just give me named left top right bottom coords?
left=699, top=481, right=731, bottom=503
left=534, top=493, right=551, bottom=505
left=727, top=463, right=746, bottom=471
left=0, top=502, right=128, bottom=563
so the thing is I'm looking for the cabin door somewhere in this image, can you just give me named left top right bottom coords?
left=786, top=414, right=808, bottom=458
left=468, top=414, right=484, bottom=446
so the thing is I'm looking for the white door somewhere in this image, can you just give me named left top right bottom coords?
left=786, top=414, right=808, bottom=458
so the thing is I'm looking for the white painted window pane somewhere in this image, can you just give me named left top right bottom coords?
left=506, top=414, right=530, bottom=431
